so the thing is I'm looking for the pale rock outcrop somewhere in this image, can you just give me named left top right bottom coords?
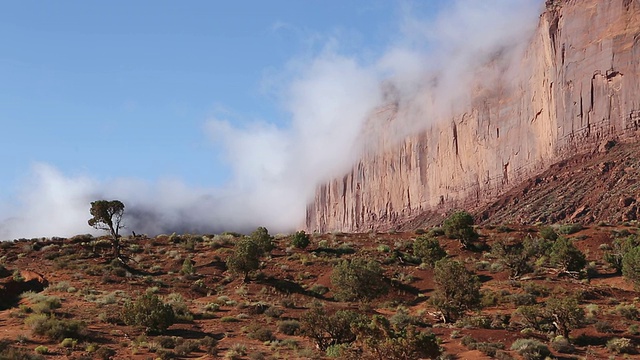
left=306, top=0, right=640, bottom=233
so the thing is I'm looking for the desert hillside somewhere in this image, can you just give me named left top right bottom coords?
left=1, top=222, right=640, bottom=359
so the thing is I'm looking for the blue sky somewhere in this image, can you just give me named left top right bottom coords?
left=0, top=1, right=542, bottom=238
left=0, top=1, right=430, bottom=194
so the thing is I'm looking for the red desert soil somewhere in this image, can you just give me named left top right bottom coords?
left=0, top=223, right=639, bottom=359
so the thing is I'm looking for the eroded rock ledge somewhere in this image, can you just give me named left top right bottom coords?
left=306, top=0, right=640, bottom=233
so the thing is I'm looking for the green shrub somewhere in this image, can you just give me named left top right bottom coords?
left=428, top=227, right=445, bottom=237
left=246, top=325, right=274, bottom=342
left=606, top=337, right=636, bottom=354
left=180, top=257, right=194, bottom=275
left=538, top=226, right=558, bottom=241
left=34, top=345, right=48, bottom=354
left=278, top=320, right=300, bottom=335
left=413, top=236, right=446, bottom=267
left=515, top=305, right=546, bottom=331
left=264, top=306, right=284, bottom=318
left=25, top=314, right=87, bottom=341
left=325, top=343, right=348, bottom=357
left=431, top=259, right=481, bottom=322
left=59, top=338, right=77, bottom=348
left=351, top=315, right=441, bottom=359
left=226, top=238, right=263, bottom=282
left=250, top=227, right=273, bottom=254
left=603, top=236, right=639, bottom=273
left=94, top=346, right=117, bottom=360
left=549, top=237, right=586, bottom=272
left=290, top=231, right=310, bottom=249
left=12, top=270, right=25, bottom=282
left=122, top=293, right=175, bottom=334
left=310, top=284, right=329, bottom=296
left=616, top=303, right=640, bottom=320
left=550, top=336, right=574, bottom=353
left=622, top=246, right=640, bottom=288
left=510, top=338, right=551, bottom=360
left=330, top=257, right=388, bottom=302
left=174, top=339, right=200, bottom=356
left=376, top=244, right=391, bottom=252
left=558, top=223, right=583, bottom=235
left=509, top=293, right=537, bottom=306
left=544, top=296, right=585, bottom=338
left=300, top=306, right=365, bottom=351
left=594, top=320, right=614, bottom=333
left=443, top=211, right=477, bottom=247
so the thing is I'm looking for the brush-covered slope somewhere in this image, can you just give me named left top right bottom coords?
left=306, top=0, right=640, bottom=233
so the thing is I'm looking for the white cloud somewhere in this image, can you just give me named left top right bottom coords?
left=0, top=0, right=542, bottom=239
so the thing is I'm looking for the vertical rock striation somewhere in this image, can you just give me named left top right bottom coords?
left=306, top=0, right=640, bottom=233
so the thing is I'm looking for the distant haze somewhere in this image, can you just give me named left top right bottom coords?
left=0, top=0, right=542, bottom=240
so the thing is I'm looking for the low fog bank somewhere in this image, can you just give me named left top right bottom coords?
left=0, top=1, right=543, bottom=240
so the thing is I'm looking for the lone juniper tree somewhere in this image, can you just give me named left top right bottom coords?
left=88, top=200, right=125, bottom=261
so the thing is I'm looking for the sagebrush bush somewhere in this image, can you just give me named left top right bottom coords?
left=606, top=337, right=636, bottom=354
left=594, top=320, right=615, bottom=333
left=278, top=320, right=300, bottom=335
left=510, top=338, right=551, bottom=360
left=550, top=336, right=574, bottom=353
left=538, top=226, right=558, bottom=240
left=122, top=293, right=175, bottom=334
left=558, top=223, right=583, bottom=235
left=25, top=314, right=87, bottom=341
left=246, top=324, right=274, bottom=342
left=616, top=303, right=640, bottom=320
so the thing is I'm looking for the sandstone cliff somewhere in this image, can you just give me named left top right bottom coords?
left=306, top=0, right=640, bottom=233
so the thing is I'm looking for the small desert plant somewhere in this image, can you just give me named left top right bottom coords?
left=510, top=338, right=551, bottom=360
left=309, top=284, right=329, bottom=296
left=615, top=303, right=640, bottom=320
left=538, top=226, right=558, bottom=240
left=59, top=337, right=77, bottom=348
left=34, top=345, right=49, bottom=354
left=290, top=231, right=310, bottom=249
left=550, top=335, right=574, bottom=353
left=25, top=314, right=87, bottom=341
left=594, top=320, right=615, bottom=333
left=180, top=257, right=195, bottom=275
left=245, top=324, right=274, bottom=342
left=558, top=223, right=583, bottom=235
left=278, top=320, right=300, bottom=335
left=122, top=293, right=176, bottom=334
left=606, top=337, right=636, bottom=354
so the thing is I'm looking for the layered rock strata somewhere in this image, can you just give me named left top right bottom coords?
left=306, top=0, right=640, bottom=232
